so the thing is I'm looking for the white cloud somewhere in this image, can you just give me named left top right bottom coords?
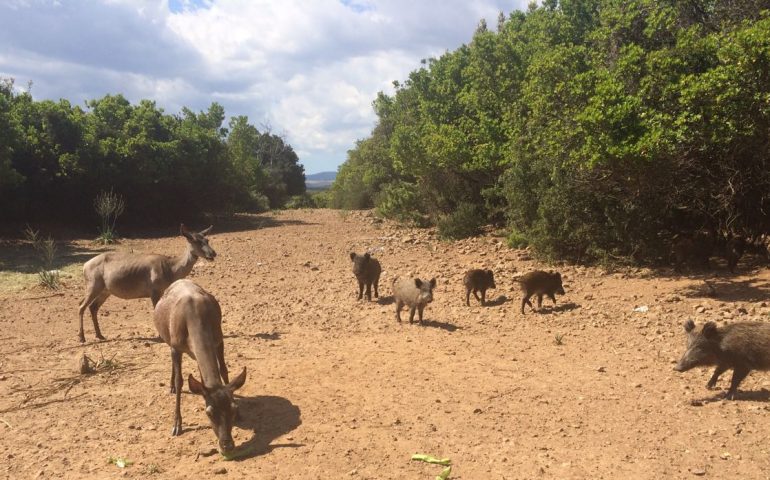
left=0, top=0, right=528, bottom=173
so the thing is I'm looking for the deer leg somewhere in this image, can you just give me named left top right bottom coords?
left=89, top=292, right=110, bottom=341
left=171, top=348, right=183, bottom=436
left=217, top=342, right=229, bottom=384
left=151, top=290, right=162, bottom=308
left=78, top=284, right=105, bottom=343
left=169, top=349, right=177, bottom=394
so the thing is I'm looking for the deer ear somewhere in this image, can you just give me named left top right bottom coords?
left=180, top=224, right=193, bottom=239
left=350, top=252, right=356, bottom=261
left=414, top=278, right=423, bottom=288
left=188, top=374, right=207, bottom=395
left=199, top=225, right=213, bottom=236
left=684, top=319, right=695, bottom=333
left=702, top=321, right=718, bottom=338
left=227, top=367, right=247, bottom=393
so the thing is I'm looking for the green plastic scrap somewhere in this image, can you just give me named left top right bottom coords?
left=436, top=466, right=452, bottom=480
left=411, top=454, right=452, bottom=466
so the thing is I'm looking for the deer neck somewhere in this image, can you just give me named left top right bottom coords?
left=171, top=247, right=199, bottom=281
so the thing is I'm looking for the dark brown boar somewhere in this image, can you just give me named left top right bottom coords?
left=725, top=235, right=746, bottom=273
left=674, top=319, right=770, bottom=400
left=516, top=270, right=565, bottom=314
left=350, top=252, right=382, bottom=301
left=463, top=269, right=495, bottom=306
left=672, top=230, right=715, bottom=272
left=392, top=276, right=436, bottom=323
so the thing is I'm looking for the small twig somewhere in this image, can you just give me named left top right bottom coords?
left=0, top=418, right=11, bottom=429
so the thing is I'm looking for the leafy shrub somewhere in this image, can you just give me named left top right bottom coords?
left=94, top=189, right=125, bottom=245
left=507, top=229, right=529, bottom=249
left=437, top=202, right=483, bottom=240
left=375, top=181, right=428, bottom=226
left=285, top=193, right=316, bottom=209
left=23, top=225, right=60, bottom=289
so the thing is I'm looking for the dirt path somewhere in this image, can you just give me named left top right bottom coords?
left=2, top=209, right=770, bottom=479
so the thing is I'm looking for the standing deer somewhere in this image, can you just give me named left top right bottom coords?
left=153, top=279, right=247, bottom=454
left=77, top=224, right=216, bottom=342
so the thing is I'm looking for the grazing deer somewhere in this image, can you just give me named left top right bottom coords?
left=153, top=279, right=246, bottom=454
left=77, top=224, right=216, bottom=343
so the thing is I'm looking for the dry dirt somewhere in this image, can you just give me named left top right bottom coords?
left=2, top=209, right=770, bottom=479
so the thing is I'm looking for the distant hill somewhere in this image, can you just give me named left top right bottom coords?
left=306, top=171, right=337, bottom=190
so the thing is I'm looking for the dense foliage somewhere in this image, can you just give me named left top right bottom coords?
left=330, top=0, right=770, bottom=262
left=0, top=80, right=305, bottom=229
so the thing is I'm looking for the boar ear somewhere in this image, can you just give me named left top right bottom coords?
left=683, top=319, right=695, bottom=332
left=487, top=270, right=494, bottom=276
left=414, top=278, right=423, bottom=288
left=350, top=252, right=356, bottom=261
left=429, top=278, right=437, bottom=288
left=364, top=253, right=370, bottom=260
left=702, top=321, right=718, bottom=338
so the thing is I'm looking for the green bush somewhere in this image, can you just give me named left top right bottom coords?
left=285, top=193, right=316, bottom=209
left=437, top=202, right=483, bottom=240
left=507, top=229, right=529, bottom=249
left=374, top=181, right=428, bottom=226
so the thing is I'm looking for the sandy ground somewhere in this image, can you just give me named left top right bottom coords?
left=2, top=209, right=770, bottom=479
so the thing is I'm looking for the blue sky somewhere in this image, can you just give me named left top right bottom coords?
left=0, top=0, right=527, bottom=174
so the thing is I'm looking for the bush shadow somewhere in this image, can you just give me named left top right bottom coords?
left=678, top=279, right=770, bottom=303
left=231, top=395, right=303, bottom=459
left=0, top=239, right=100, bottom=275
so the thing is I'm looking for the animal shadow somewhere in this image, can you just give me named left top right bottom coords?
left=376, top=295, right=395, bottom=306
left=418, top=320, right=460, bottom=332
left=551, top=302, right=579, bottom=313
left=482, top=295, right=507, bottom=307
left=232, top=395, right=303, bottom=459
left=690, top=388, right=770, bottom=406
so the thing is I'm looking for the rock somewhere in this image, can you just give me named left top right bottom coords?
left=199, top=447, right=218, bottom=457
left=695, top=306, right=706, bottom=314
left=213, top=467, right=227, bottom=474
left=691, top=468, right=706, bottom=476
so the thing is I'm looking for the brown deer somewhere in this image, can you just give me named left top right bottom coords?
left=153, top=279, right=246, bottom=454
left=77, top=224, right=216, bottom=342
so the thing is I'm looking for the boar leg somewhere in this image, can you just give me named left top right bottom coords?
left=465, top=288, right=472, bottom=306
left=536, top=294, right=544, bottom=310
left=725, top=366, right=751, bottom=400
left=706, top=364, right=728, bottom=389
left=480, top=289, right=486, bottom=306
left=357, top=280, right=364, bottom=300
left=365, top=282, right=372, bottom=301
left=417, top=305, right=425, bottom=324
left=395, top=300, right=404, bottom=322
left=373, top=280, right=379, bottom=298
left=548, top=293, right=557, bottom=307
left=408, top=306, right=417, bottom=323
left=521, top=294, right=534, bottom=314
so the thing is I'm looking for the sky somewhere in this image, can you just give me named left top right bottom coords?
left=0, top=0, right=528, bottom=174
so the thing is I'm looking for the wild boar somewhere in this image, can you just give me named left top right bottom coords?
left=392, top=276, right=436, bottom=324
left=674, top=319, right=770, bottom=400
left=516, top=270, right=565, bottom=314
left=350, top=252, right=381, bottom=301
left=463, top=269, right=495, bottom=306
